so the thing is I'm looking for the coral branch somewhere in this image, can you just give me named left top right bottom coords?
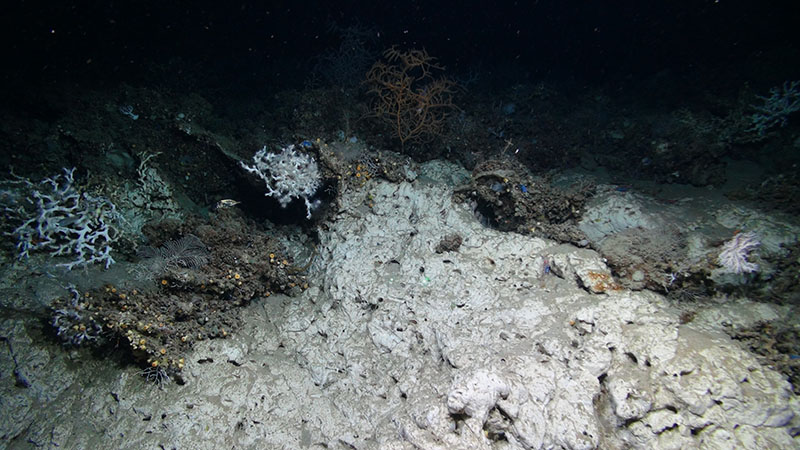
left=365, top=47, right=458, bottom=147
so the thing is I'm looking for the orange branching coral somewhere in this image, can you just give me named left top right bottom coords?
left=365, top=47, right=458, bottom=147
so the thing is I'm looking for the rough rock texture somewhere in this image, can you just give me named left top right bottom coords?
left=578, top=184, right=800, bottom=294
left=2, top=169, right=799, bottom=449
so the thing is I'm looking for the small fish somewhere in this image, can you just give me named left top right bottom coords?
left=215, top=199, right=241, bottom=209
left=519, top=184, right=528, bottom=193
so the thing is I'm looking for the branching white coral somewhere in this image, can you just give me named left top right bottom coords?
left=241, top=145, right=322, bottom=219
left=748, top=80, right=800, bottom=135
left=717, top=231, right=760, bottom=274
left=2, top=168, right=119, bottom=270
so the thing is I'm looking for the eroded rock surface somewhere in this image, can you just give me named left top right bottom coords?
left=2, top=174, right=798, bottom=449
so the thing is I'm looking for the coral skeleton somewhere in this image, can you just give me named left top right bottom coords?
left=51, top=287, right=103, bottom=346
left=3, top=168, right=119, bottom=270
left=748, top=80, right=800, bottom=135
left=241, top=145, right=321, bottom=219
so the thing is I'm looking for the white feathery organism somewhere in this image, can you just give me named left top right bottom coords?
left=717, top=231, right=760, bottom=274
